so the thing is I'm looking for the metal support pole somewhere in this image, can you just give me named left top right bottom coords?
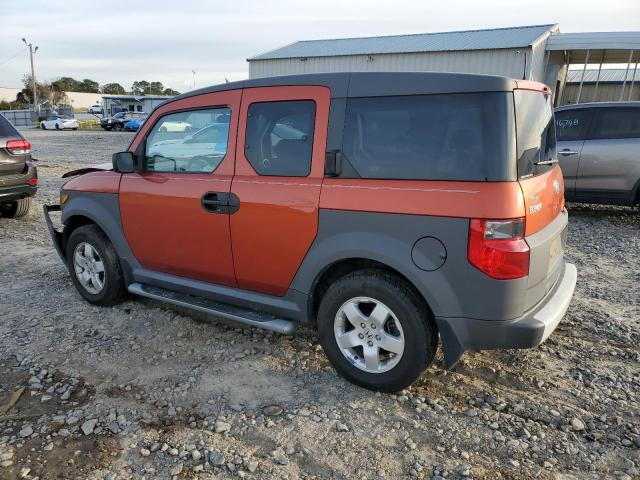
left=559, top=51, right=571, bottom=105
left=593, top=51, right=604, bottom=102
left=620, top=49, right=634, bottom=101
left=576, top=49, right=590, bottom=104
left=628, top=57, right=638, bottom=101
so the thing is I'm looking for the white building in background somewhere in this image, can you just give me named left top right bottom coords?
left=101, top=95, right=173, bottom=116
left=248, top=24, right=640, bottom=106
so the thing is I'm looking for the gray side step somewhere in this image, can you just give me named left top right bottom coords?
left=128, top=282, right=295, bottom=334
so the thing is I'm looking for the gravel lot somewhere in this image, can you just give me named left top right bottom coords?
left=1, top=129, right=639, bottom=479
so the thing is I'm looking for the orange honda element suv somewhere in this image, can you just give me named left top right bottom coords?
left=45, top=73, right=577, bottom=391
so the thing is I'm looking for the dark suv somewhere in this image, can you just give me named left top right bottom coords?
left=0, top=114, right=37, bottom=218
left=45, top=73, right=577, bottom=391
left=101, top=111, right=146, bottom=132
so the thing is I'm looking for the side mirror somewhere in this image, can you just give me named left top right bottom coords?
left=325, top=150, right=342, bottom=177
left=112, top=151, right=135, bottom=173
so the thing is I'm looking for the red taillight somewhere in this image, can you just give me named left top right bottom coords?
left=6, top=139, right=31, bottom=155
left=468, top=218, right=530, bottom=280
left=28, top=178, right=38, bottom=186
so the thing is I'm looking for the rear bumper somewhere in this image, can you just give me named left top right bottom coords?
left=43, top=204, right=66, bottom=261
left=436, top=261, right=577, bottom=368
left=0, top=184, right=37, bottom=203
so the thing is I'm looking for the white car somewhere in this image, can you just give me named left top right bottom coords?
left=40, top=115, right=79, bottom=130
left=157, top=120, right=192, bottom=133
left=87, top=105, right=103, bottom=114
left=148, top=123, right=229, bottom=171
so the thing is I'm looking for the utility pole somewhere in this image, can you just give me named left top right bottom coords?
left=22, top=38, right=39, bottom=113
left=192, top=70, right=196, bottom=90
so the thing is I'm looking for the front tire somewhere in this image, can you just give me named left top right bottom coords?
left=41, top=123, right=46, bottom=130
left=65, top=224, right=127, bottom=306
left=0, top=198, right=31, bottom=218
left=318, top=270, right=437, bottom=392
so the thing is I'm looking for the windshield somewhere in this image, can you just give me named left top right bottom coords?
left=514, top=90, right=556, bottom=179
left=113, top=112, right=124, bottom=119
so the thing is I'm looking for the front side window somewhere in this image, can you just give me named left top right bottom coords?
left=514, top=90, right=556, bottom=179
left=555, top=109, right=592, bottom=141
left=244, top=100, right=316, bottom=177
left=589, top=108, right=640, bottom=140
left=342, top=93, right=512, bottom=181
left=145, top=107, right=231, bottom=173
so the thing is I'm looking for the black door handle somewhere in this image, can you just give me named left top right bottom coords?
left=201, top=192, right=240, bottom=214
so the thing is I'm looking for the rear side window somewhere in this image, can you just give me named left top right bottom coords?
left=244, top=100, right=316, bottom=177
left=0, top=114, right=19, bottom=137
left=514, top=90, right=556, bottom=179
left=589, top=108, right=640, bottom=140
left=555, top=109, right=591, bottom=141
left=145, top=107, right=231, bottom=173
left=341, top=93, right=512, bottom=181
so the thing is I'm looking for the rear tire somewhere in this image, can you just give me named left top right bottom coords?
left=65, top=224, right=127, bottom=306
left=55, top=124, right=60, bottom=130
left=113, top=123, right=123, bottom=132
left=0, top=198, right=31, bottom=218
left=317, top=269, right=437, bottom=392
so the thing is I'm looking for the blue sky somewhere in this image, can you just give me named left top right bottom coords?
left=0, top=0, right=638, bottom=92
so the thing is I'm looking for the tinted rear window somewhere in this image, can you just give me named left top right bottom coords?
left=589, top=108, right=640, bottom=140
left=342, top=93, right=513, bottom=181
left=555, top=109, right=592, bottom=141
left=514, top=90, right=556, bottom=179
left=0, top=114, right=19, bottom=137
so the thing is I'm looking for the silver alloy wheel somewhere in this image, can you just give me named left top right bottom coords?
left=334, top=296, right=405, bottom=373
left=73, top=242, right=105, bottom=295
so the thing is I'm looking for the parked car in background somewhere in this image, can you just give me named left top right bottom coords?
left=157, top=120, right=191, bottom=132
left=45, top=72, right=576, bottom=392
left=101, top=111, right=146, bottom=132
left=88, top=105, right=103, bottom=114
left=0, top=114, right=37, bottom=218
left=556, top=102, right=640, bottom=207
left=123, top=116, right=147, bottom=132
left=40, top=115, right=79, bottom=130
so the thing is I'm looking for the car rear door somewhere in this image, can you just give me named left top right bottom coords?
left=120, top=90, right=241, bottom=286
left=575, top=106, right=640, bottom=203
left=554, top=108, right=592, bottom=197
left=230, top=86, right=330, bottom=296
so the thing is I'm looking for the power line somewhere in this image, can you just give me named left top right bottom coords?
left=0, top=49, right=26, bottom=67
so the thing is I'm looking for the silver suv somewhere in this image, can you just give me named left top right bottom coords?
left=555, top=102, right=640, bottom=207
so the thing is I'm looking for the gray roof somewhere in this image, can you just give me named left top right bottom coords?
left=546, top=31, right=640, bottom=51
left=567, top=68, right=640, bottom=83
left=101, top=95, right=173, bottom=100
left=250, top=24, right=557, bottom=61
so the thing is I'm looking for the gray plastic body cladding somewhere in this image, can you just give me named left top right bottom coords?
left=524, top=210, right=568, bottom=311
left=436, top=261, right=577, bottom=367
left=131, top=268, right=309, bottom=322
left=291, top=209, right=529, bottom=321
left=61, top=192, right=140, bottom=281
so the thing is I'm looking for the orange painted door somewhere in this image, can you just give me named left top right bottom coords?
left=120, top=90, right=241, bottom=286
left=230, top=86, right=331, bottom=296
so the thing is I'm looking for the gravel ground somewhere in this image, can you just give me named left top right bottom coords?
left=0, top=129, right=639, bottom=480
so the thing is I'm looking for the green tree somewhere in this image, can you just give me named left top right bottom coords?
left=163, top=88, right=180, bottom=96
left=132, top=80, right=165, bottom=95
left=80, top=79, right=100, bottom=93
left=51, top=77, right=81, bottom=92
left=101, top=83, right=126, bottom=95
left=17, top=74, right=67, bottom=107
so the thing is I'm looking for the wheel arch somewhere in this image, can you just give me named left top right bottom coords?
left=307, top=257, right=436, bottom=327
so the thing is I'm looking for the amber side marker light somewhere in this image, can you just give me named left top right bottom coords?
left=60, top=193, right=69, bottom=204
left=468, top=218, right=530, bottom=280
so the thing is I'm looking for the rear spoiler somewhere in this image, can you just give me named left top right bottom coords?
left=62, top=162, right=113, bottom=178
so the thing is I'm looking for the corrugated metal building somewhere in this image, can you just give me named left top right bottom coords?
left=562, top=69, right=640, bottom=103
left=249, top=24, right=558, bottom=84
left=247, top=25, right=640, bottom=106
